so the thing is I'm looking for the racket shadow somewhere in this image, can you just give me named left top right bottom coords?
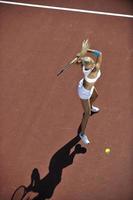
left=27, top=135, right=87, bottom=200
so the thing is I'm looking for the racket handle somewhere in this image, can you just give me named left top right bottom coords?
left=70, top=57, right=78, bottom=64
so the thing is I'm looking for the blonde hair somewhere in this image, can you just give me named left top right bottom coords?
left=81, top=57, right=95, bottom=66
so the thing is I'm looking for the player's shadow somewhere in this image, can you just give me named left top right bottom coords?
left=27, top=135, right=87, bottom=200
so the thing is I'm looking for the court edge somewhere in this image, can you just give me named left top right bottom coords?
left=0, top=0, right=133, bottom=19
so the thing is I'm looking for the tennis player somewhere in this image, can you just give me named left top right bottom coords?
left=76, top=40, right=102, bottom=144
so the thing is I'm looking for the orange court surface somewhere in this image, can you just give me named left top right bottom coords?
left=0, top=0, right=133, bottom=200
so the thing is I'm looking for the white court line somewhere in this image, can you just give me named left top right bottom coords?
left=0, top=0, right=133, bottom=19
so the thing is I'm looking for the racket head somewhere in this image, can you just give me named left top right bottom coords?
left=11, top=185, right=27, bottom=200
left=57, top=69, right=64, bottom=76
left=57, top=57, right=77, bottom=77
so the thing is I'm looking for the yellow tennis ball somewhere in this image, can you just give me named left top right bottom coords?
left=105, top=148, right=111, bottom=154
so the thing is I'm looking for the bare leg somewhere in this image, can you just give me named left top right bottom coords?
left=79, top=99, right=91, bottom=133
left=77, top=99, right=91, bottom=144
left=90, top=87, right=98, bottom=107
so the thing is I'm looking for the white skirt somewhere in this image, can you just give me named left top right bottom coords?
left=78, top=79, right=94, bottom=100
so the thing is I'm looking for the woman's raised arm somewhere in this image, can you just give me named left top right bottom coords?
left=87, top=49, right=102, bottom=69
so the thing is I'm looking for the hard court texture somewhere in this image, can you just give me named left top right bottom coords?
left=0, top=1, right=133, bottom=200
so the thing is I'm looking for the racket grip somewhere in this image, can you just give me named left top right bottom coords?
left=71, top=57, right=78, bottom=64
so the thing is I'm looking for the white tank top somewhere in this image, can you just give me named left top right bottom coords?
left=83, top=66, right=101, bottom=83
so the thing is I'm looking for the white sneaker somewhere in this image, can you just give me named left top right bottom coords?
left=91, top=105, right=100, bottom=113
left=79, top=133, right=90, bottom=144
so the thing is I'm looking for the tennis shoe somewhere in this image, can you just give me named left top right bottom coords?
left=79, top=132, right=90, bottom=144
left=91, top=105, right=100, bottom=113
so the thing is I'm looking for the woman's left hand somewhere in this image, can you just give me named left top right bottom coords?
left=82, top=39, right=90, bottom=51
left=77, top=39, right=90, bottom=57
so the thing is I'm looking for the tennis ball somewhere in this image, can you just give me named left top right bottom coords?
left=105, top=148, right=111, bottom=154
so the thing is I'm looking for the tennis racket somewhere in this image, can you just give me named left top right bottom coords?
left=11, top=185, right=28, bottom=200
left=57, top=57, right=77, bottom=76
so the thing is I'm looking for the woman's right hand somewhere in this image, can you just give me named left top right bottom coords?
left=76, top=57, right=82, bottom=63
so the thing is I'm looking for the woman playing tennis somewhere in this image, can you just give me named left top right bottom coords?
left=76, top=40, right=102, bottom=144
